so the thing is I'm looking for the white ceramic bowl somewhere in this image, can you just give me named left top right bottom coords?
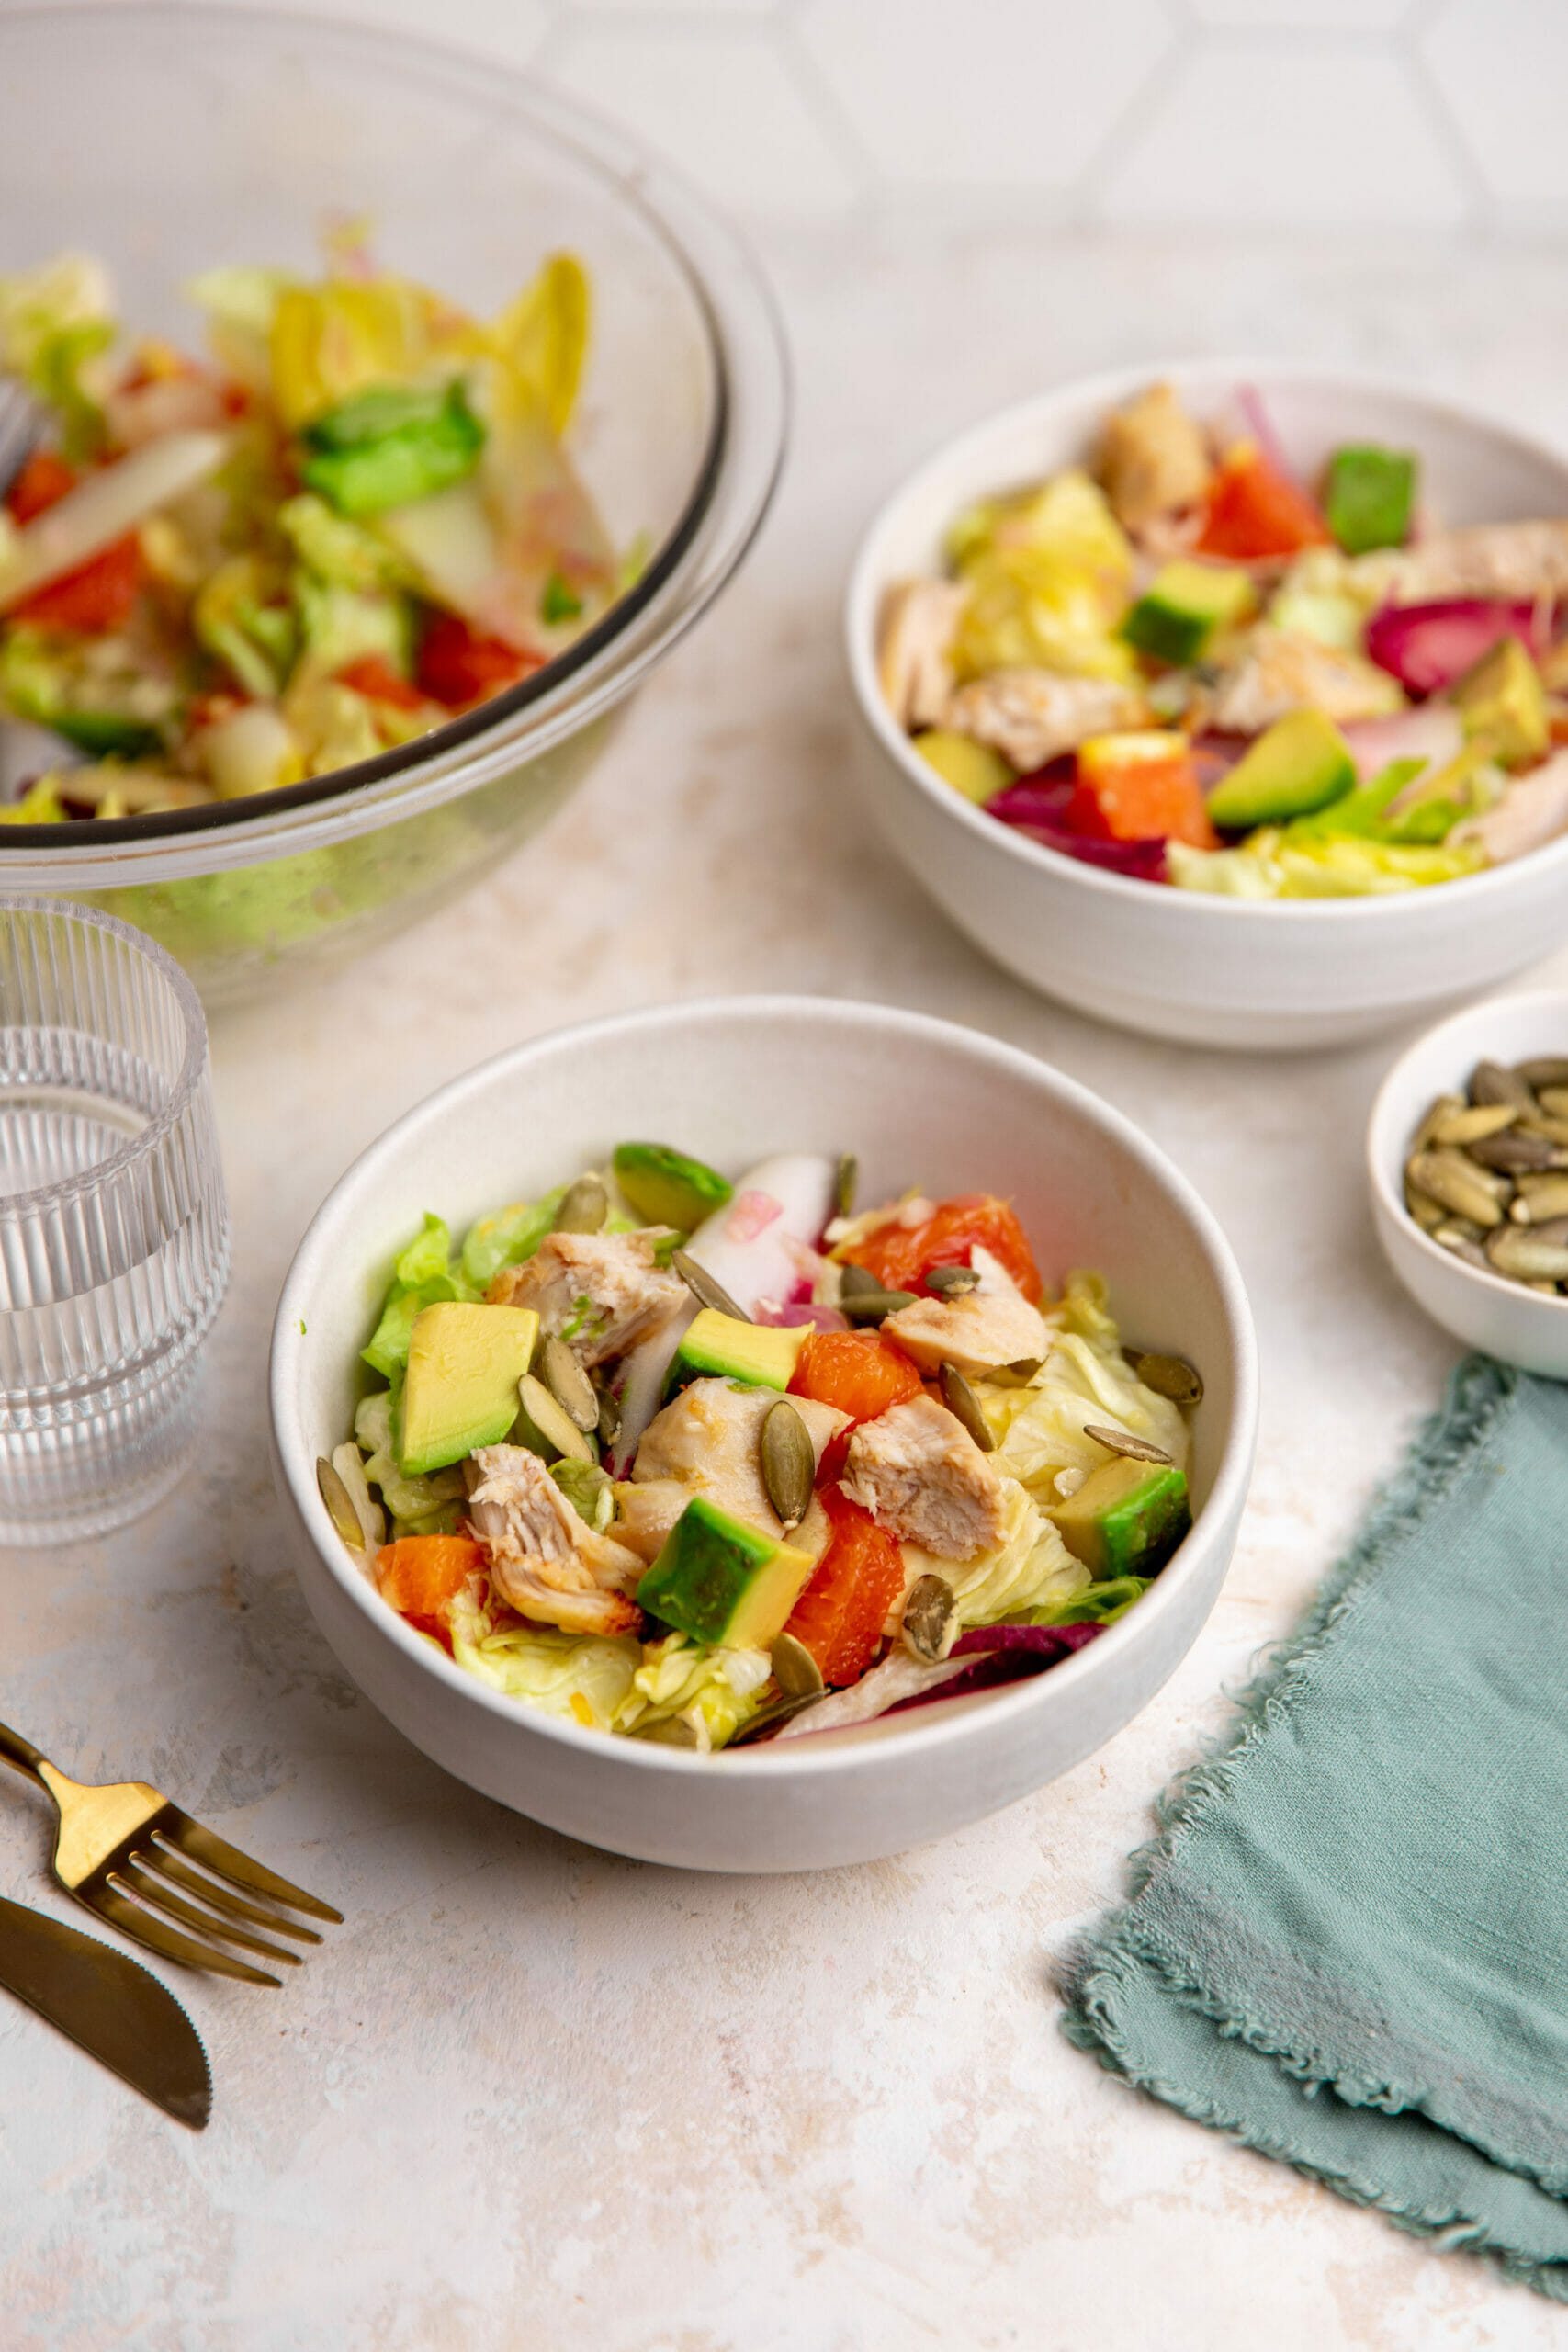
left=1370, top=989, right=1568, bottom=1376
left=846, top=360, right=1568, bottom=1052
left=269, top=998, right=1258, bottom=1871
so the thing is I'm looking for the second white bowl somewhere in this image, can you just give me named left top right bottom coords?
left=847, top=361, right=1568, bottom=1051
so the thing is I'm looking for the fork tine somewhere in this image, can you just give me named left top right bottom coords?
left=85, top=1882, right=282, bottom=1988
left=118, top=1860, right=304, bottom=1968
left=144, top=1841, right=323, bottom=1943
left=160, top=1815, right=343, bottom=1923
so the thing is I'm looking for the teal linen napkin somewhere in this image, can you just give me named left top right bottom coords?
left=1062, top=1356, right=1568, bottom=2300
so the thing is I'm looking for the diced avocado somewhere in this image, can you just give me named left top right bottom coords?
left=1206, top=707, right=1355, bottom=830
left=1048, top=1457, right=1191, bottom=1579
left=399, top=1302, right=540, bottom=1476
left=1452, top=634, right=1547, bottom=766
left=1122, top=560, right=1256, bottom=667
left=671, top=1309, right=808, bottom=1393
left=613, top=1142, right=733, bottom=1231
left=637, top=1497, right=815, bottom=1649
left=1325, top=444, right=1416, bottom=556
left=911, top=729, right=1012, bottom=805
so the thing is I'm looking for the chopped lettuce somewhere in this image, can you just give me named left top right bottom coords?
left=1016, top=1573, right=1152, bottom=1629
left=300, top=380, right=485, bottom=517
left=0, top=775, right=66, bottom=824
left=900, top=1480, right=1085, bottom=1631
left=279, top=493, right=410, bottom=592
left=982, top=1279, right=1189, bottom=1498
left=1168, top=829, right=1487, bottom=898
left=0, top=251, right=115, bottom=458
left=459, top=1189, right=565, bottom=1288
left=615, top=1634, right=774, bottom=1751
left=451, top=1614, right=642, bottom=1731
left=0, top=626, right=175, bottom=756
left=291, top=572, right=412, bottom=684
left=361, top=1214, right=480, bottom=1376
left=193, top=555, right=298, bottom=700
left=949, top=470, right=1138, bottom=686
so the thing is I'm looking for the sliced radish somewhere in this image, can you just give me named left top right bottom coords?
left=0, top=431, right=230, bottom=613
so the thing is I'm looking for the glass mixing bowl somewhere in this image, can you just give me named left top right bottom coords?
left=0, top=5, right=786, bottom=1004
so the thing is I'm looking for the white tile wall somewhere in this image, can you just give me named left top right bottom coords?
left=23, top=0, right=1568, bottom=230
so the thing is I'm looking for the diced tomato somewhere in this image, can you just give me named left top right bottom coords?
left=1066, top=730, right=1218, bottom=851
left=6, top=448, right=75, bottom=524
left=416, top=612, right=541, bottom=708
left=1197, top=444, right=1331, bottom=562
left=846, top=1194, right=1044, bottom=1306
left=791, top=1329, right=924, bottom=1474
left=374, top=1533, right=485, bottom=1640
left=12, top=534, right=144, bottom=633
left=335, top=654, right=428, bottom=711
left=782, top=1487, right=906, bottom=1687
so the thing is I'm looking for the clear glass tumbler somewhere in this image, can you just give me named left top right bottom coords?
left=0, top=899, right=230, bottom=1544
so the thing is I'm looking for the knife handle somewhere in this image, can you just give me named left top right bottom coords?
left=0, top=1721, right=48, bottom=1791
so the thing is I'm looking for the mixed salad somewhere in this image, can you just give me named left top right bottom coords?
left=0, top=240, right=620, bottom=823
left=319, top=1145, right=1201, bottom=1751
left=880, top=379, right=1568, bottom=898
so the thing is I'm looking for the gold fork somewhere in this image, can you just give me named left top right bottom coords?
left=0, top=1719, right=342, bottom=1988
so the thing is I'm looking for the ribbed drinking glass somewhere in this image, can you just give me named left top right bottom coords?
left=0, top=899, right=230, bottom=1544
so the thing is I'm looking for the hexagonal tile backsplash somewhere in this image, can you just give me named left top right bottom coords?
left=112, top=0, right=1564, bottom=227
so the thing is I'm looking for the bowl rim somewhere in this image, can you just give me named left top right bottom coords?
left=0, top=0, right=786, bottom=856
left=845, top=356, right=1568, bottom=925
left=270, top=993, right=1260, bottom=1779
left=1367, top=985, right=1568, bottom=1317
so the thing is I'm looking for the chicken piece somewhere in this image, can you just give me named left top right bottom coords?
left=883, top=1284, right=1050, bottom=1379
left=1374, top=521, right=1568, bottom=608
left=629, top=1377, right=848, bottom=1552
left=1098, top=383, right=1213, bottom=534
left=464, top=1445, right=645, bottom=1636
left=840, top=1395, right=1011, bottom=1562
left=878, top=578, right=966, bottom=731
left=945, top=668, right=1145, bottom=773
left=1452, top=749, right=1568, bottom=865
left=1209, top=629, right=1404, bottom=734
left=487, top=1229, right=684, bottom=1370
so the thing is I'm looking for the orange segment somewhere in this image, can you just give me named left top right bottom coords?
left=784, top=1488, right=906, bottom=1688
left=846, top=1194, right=1043, bottom=1305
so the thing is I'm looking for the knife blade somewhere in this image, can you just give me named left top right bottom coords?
left=0, top=1894, right=210, bottom=2128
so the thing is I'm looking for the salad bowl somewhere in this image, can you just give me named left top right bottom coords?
left=269, top=997, right=1258, bottom=1872
left=847, top=362, right=1568, bottom=1051
left=0, top=5, right=785, bottom=1005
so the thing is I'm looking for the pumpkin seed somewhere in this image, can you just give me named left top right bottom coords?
left=729, top=1691, right=827, bottom=1745
left=1540, top=1087, right=1568, bottom=1120
left=1125, top=1350, right=1204, bottom=1407
left=540, top=1333, right=599, bottom=1432
left=761, top=1397, right=815, bottom=1531
left=516, top=1372, right=597, bottom=1464
left=593, top=1378, right=621, bottom=1444
left=1517, top=1112, right=1568, bottom=1148
left=554, top=1172, right=608, bottom=1234
left=839, top=1261, right=884, bottom=1301
left=835, top=1153, right=859, bottom=1218
left=671, top=1248, right=750, bottom=1321
left=1516, top=1058, right=1568, bottom=1091
left=638, top=1715, right=703, bottom=1747
left=1405, top=1185, right=1447, bottom=1233
left=1527, top=1215, right=1568, bottom=1247
left=770, top=1631, right=826, bottom=1698
left=316, top=1454, right=365, bottom=1550
left=1405, top=1150, right=1504, bottom=1227
left=1414, top=1092, right=1466, bottom=1153
left=842, top=1287, right=918, bottom=1324
left=1003, top=1356, right=1044, bottom=1381
left=926, top=1262, right=981, bottom=1297
left=1431, top=1102, right=1517, bottom=1147
left=1486, top=1227, right=1568, bottom=1283
left=1082, top=1422, right=1175, bottom=1466
left=1439, top=1234, right=1492, bottom=1271
left=1467, top=1128, right=1565, bottom=1174
left=939, top=1361, right=997, bottom=1451
left=1431, top=1216, right=1483, bottom=1246
left=1516, top=1174, right=1568, bottom=1223
left=1471, top=1058, right=1537, bottom=1112
left=902, top=1573, right=954, bottom=1663
left=1528, top=1280, right=1563, bottom=1295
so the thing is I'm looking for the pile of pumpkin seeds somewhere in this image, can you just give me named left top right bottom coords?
left=1404, top=1057, right=1568, bottom=1295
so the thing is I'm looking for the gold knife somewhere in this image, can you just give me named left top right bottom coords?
left=0, top=1893, right=210, bottom=2128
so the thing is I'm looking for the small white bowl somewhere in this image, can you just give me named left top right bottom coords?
left=1370, top=989, right=1568, bottom=1376
left=269, top=997, right=1258, bottom=1871
left=846, top=360, right=1568, bottom=1052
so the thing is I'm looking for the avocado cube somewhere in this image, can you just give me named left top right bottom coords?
left=637, top=1497, right=815, bottom=1649
left=1325, top=444, right=1416, bottom=556
left=1453, top=634, right=1547, bottom=767
left=399, top=1302, right=540, bottom=1476
left=912, top=729, right=1013, bottom=805
left=672, top=1309, right=809, bottom=1393
left=1048, top=1457, right=1191, bottom=1579
left=1121, top=560, right=1256, bottom=667
left=613, top=1142, right=732, bottom=1232
left=1206, top=707, right=1356, bottom=831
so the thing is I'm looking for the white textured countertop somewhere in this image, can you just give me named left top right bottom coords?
left=8, top=222, right=1568, bottom=2350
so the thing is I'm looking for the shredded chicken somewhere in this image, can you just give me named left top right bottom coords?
left=464, top=1444, right=645, bottom=1635
left=882, top=1284, right=1049, bottom=1378
left=945, top=667, right=1145, bottom=772
left=840, top=1395, right=1010, bottom=1562
left=1209, top=629, right=1405, bottom=734
left=1098, top=382, right=1212, bottom=534
left=487, top=1230, right=684, bottom=1370
left=1375, top=521, right=1568, bottom=608
left=623, top=1377, right=848, bottom=1562
left=878, top=578, right=966, bottom=731
left=1452, top=748, right=1568, bottom=864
